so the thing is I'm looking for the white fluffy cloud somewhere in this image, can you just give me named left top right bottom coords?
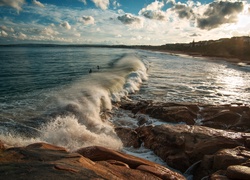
left=0, top=25, right=14, bottom=33
left=91, top=0, right=109, bottom=10
left=117, top=13, right=141, bottom=25
left=0, top=0, right=250, bottom=45
left=40, top=26, right=59, bottom=36
left=0, top=30, right=8, bottom=37
left=0, top=0, right=25, bottom=11
left=139, top=1, right=166, bottom=20
left=32, top=0, right=44, bottom=8
left=79, top=16, right=95, bottom=25
left=60, top=21, right=71, bottom=30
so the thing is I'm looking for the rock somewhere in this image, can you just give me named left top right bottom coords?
left=210, top=170, right=229, bottom=180
left=135, top=124, right=248, bottom=172
left=226, top=165, right=250, bottom=180
left=194, top=146, right=250, bottom=180
left=0, top=140, right=5, bottom=150
left=121, top=101, right=198, bottom=125
left=115, top=127, right=141, bottom=148
left=0, top=142, right=185, bottom=180
left=202, top=110, right=241, bottom=129
left=76, top=146, right=185, bottom=180
left=199, top=105, right=250, bottom=132
left=212, top=146, right=250, bottom=170
left=120, top=101, right=250, bottom=132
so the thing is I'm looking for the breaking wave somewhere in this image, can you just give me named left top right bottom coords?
left=0, top=54, right=148, bottom=151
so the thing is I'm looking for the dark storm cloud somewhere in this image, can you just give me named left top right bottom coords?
left=117, top=14, right=141, bottom=25
left=172, top=4, right=194, bottom=19
left=197, top=1, right=244, bottom=30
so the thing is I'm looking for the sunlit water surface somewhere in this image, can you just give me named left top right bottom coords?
left=0, top=47, right=249, bottom=162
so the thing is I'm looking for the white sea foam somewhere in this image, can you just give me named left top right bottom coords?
left=0, top=54, right=148, bottom=151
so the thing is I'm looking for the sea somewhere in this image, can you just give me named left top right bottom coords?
left=0, top=46, right=250, bottom=166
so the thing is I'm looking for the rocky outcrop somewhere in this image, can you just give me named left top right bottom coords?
left=0, top=142, right=185, bottom=180
left=117, top=100, right=250, bottom=179
left=193, top=146, right=250, bottom=180
left=121, top=101, right=198, bottom=125
left=120, top=101, right=250, bottom=132
left=134, top=124, right=248, bottom=172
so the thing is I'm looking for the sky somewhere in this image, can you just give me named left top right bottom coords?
left=0, top=0, right=250, bottom=45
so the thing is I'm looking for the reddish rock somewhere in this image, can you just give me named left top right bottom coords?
left=121, top=101, right=198, bottom=125
left=0, top=142, right=185, bottom=180
left=194, top=146, right=250, bottom=179
left=0, top=140, right=5, bottom=150
left=115, top=127, right=141, bottom=148
left=121, top=101, right=250, bottom=132
left=202, top=110, right=241, bottom=129
left=76, top=146, right=185, bottom=180
left=136, top=124, right=248, bottom=172
left=226, top=165, right=250, bottom=180
left=210, top=170, right=229, bottom=180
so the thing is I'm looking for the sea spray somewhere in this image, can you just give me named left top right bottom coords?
left=0, top=54, right=148, bottom=151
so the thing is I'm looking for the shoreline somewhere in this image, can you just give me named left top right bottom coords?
left=138, top=47, right=250, bottom=65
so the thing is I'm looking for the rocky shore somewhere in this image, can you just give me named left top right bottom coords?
left=117, top=100, right=250, bottom=179
left=1, top=100, right=250, bottom=179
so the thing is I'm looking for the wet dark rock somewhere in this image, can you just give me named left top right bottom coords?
left=135, top=124, right=247, bottom=172
left=121, top=101, right=198, bottom=125
left=115, top=127, right=141, bottom=148
left=194, top=146, right=250, bottom=179
left=120, top=100, right=250, bottom=132
left=226, top=165, right=250, bottom=180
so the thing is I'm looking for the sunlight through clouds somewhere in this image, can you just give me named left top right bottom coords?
left=0, top=0, right=250, bottom=45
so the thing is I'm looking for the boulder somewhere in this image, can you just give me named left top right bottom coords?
left=115, top=127, right=141, bottom=148
left=120, top=101, right=250, bottom=132
left=226, top=165, right=250, bottom=180
left=194, top=146, right=250, bottom=179
left=135, top=124, right=248, bottom=172
left=0, top=142, right=185, bottom=180
left=76, top=146, right=185, bottom=180
left=0, top=140, right=4, bottom=150
left=121, top=101, right=198, bottom=125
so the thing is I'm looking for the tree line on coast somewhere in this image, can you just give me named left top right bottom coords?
left=137, top=36, right=250, bottom=62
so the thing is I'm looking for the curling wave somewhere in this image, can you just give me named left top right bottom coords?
left=0, top=54, right=148, bottom=151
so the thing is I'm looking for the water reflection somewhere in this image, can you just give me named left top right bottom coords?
left=139, top=52, right=250, bottom=105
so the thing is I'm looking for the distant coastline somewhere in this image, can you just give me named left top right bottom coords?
left=1, top=36, right=249, bottom=64
left=136, top=36, right=250, bottom=64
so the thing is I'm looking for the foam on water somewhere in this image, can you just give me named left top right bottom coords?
left=0, top=54, right=148, bottom=151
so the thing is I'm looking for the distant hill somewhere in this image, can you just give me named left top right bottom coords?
left=137, top=36, right=250, bottom=63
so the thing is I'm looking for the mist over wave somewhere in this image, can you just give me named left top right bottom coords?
left=0, top=54, right=148, bottom=151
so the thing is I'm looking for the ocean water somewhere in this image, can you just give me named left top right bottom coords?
left=0, top=46, right=250, bottom=153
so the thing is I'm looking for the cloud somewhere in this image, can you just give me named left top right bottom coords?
left=117, top=13, right=141, bottom=25
left=197, top=1, right=244, bottom=30
left=0, top=30, right=8, bottom=37
left=139, top=1, right=166, bottom=20
left=79, top=16, right=95, bottom=25
left=32, top=0, right=44, bottom=8
left=112, top=0, right=121, bottom=9
left=91, top=0, right=109, bottom=10
left=16, top=32, right=27, bottom=40
left=60, top=21, right=71, bottom=30
left=0, top=25, right=14, bottom=32
left=171, top=3, right=194, bottom=19
left=79, top=0, right=87, bottom=5
left=40, top=26, right=59, bottom=36
left=190, top=33, right=200, bottom=37
left=0, top=0, right=25, bottom=11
